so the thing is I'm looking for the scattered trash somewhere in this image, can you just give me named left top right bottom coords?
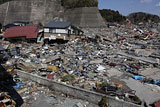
left=1, top=22, right=160, bottom=106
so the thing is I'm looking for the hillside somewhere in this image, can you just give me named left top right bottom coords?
left=99, top=9, right=126, bottom=24
left=61, top=0, right=98, bottom=8
left=128, top=12, right=160, bottom=24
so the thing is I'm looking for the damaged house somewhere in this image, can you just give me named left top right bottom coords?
left=3, top=24, right=43, bottom=43
left=44, top=21, right=84, bottom=42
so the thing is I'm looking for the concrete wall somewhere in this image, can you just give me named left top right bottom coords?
left=5, top=1, right=32, bottom=25
left=0, top=0, right=63, bottom=25
left=64, top=7, right=105, bottom=27
left=0, top=3, right=9, bottom=24
left=0, top=1, right=105, bottom=27
left=30, top=0, right=64, bottom=24
left=17, top=70, right=141, bottom=107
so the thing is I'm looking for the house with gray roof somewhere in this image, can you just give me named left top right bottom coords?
left=44, top=21, right=84, bottom=41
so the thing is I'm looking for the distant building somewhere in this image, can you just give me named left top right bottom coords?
left=44, top=21, right=84, bottom=41
left=3, top=24, right=43, bottom=43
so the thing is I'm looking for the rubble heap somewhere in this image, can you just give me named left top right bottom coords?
left=0, top=22, right=160, bottom=106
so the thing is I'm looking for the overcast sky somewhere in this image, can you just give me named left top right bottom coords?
left=99, top=0, right=160, bottom=16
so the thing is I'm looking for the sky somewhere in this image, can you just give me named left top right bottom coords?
left=98, top=0, right=160, bottom=16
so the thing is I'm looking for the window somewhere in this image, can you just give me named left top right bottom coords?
left=72, top=30, right=75, bottom=34
left=49, top=29, right=56, bottom=33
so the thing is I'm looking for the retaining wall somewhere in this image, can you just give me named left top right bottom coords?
left=0, top=1, right=105, bottom=27
left=17, top=70, right=142, bottom=107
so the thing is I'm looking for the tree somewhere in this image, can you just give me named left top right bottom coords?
left=99, top=9, right=126, bottom=23
left=0, top=0, right=13, bottom=5
left=128, top=12, right=160, bottom=24
left=61, top=0, right=98, bottom=8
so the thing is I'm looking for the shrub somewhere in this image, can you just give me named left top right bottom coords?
left=61, top=74, right=75, bottom=82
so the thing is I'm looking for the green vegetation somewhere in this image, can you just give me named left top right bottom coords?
left=99, top=82, right=109, bottom=88
left=61, top=74, right=75, bottom=82
left=38, top=22, right=43, bottom=27
left=128, top=12, right=160, bottom=24
left=0, top=0, right=13, bottom=5
left=98, top=96, right=108, bottom=107
left=132, top=96, right=141, bottom=102
left=61, top=0, right=98, bottom=8
left=99, top=9, right=126, bottom=24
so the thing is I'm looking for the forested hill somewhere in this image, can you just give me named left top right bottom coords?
left=128, top=12, right=160, bottom=24
left=99, top=9, right=126, bottom=24
left=61, top=0, right=98, bottom=8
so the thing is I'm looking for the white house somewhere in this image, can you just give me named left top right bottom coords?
left=44, top=21, right=84, bottom=41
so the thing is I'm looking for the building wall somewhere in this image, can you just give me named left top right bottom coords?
left=56, top=29, right=68, bottom=34
left=44, top=28, right=68, bottom=34
left=70, top=35, right=84, bottom=39
left=44, top=33, right=69, bottom=40
left=44, top=28, right=49, bottom=33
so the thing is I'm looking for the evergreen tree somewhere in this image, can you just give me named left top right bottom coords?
left=61, top=0, right=98, bottom=8
left=99, top=9, right=126, bottom=23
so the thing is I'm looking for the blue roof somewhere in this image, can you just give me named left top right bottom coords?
left=44, top=21, right=72, bottom=28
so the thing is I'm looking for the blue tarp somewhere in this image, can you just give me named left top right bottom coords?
left=13, top=83, right=22, bottom=89
left=132, top=75, right=145, bottom=81
left=153, top=79, right=160, bottom=84
left=133, top=75, right=160, bottom=85
left=0, top=45, right=4, bottom=51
